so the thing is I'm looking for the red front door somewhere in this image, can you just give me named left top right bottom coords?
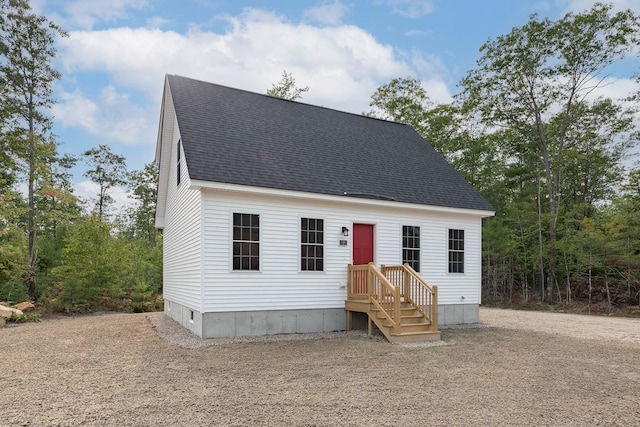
left=353, top=224, right=374, bottom=265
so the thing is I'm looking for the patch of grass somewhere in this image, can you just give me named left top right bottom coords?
left=5, top=312, right=41, bottom=323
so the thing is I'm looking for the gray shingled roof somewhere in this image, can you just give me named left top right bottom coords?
left=167, top=75, right=494, bottom=212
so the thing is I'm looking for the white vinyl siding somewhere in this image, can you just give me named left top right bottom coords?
left=201, top=189, right=483, bottom=312
left=162, top=122, right=202, bottom=311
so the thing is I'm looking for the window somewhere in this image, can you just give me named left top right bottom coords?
left=301, top=218, right=323, bottom=271
left=233, top=213, right=259, bottom=271
left=448, top=229, right=464, bottom=273
left=176, top=139, right=182, bottom=186
left=402, top=226, right=420, bottom=272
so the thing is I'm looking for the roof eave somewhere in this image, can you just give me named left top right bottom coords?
left=154, top=76, right=175, bottom=229
left=190, top=179, right=495, bottom=217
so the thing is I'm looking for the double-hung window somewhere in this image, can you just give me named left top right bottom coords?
left=402, top=226, right=420, bottom=272
left=232, top=213, right=259, bottom=271
left=301, top=218, right=323, bottom=271
left=448, top=229, right=464, bottom=273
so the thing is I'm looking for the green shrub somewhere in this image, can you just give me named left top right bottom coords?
left=128, top=281, right=154, bottom=313
left=0, top=227, right=28, bottom=304
left=5, top=312, right=40, bottom=323
left=52, top=216, right=129, bottom=311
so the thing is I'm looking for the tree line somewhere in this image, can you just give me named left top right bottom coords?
left=0, top=0, right=161, bottom=312
left=1, top=1, right=639, bottom=314
left=368, top=4, right=640, bottom=312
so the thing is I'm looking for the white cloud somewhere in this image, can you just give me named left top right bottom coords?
left=375, top=0, right=435, bottom=19
left=405, top=29, right=430, bottom=37
left=28, top=0, right=47, bottom=14
left=52, top=86, right=156, bottom=146
left=303, top=1, right=350, bottom=26
left=557, top=0, right=640, bottom=14
left=57, top=8, right=447, bottom=114
left=51, top=0, right=148, bottom=30
left=146, top=16, right=170, bottom=29
left=73, top=181, right=135, bottom=216
left=587, top=76, right=639, bottom=101
left=52, top=88, right=99, bottom=131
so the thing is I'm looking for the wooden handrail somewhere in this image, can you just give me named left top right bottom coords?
left=403, top=264, right=436, bottom=293
left=348, top=263, right=438, bottom=334
left=368, top=263, right=400, bottom=333
left=348, top=263, right=400, bottom=331
left=401, top=263, right=438, bottom=331
left=380, top=264, right=438, bottom=332
left=347, top=264, right=369, bottom=300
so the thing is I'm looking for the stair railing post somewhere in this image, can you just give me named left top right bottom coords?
left=431, top=285, right=439, bottom=332
left=394, top=283, right=401, bottom=335
left=347, top=264, right=353, bottom=300
left=368, top=262, right=374, bottom=301
left=403, top=265, right=410, bottom=301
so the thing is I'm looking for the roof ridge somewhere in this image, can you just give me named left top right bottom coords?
left=166, top=74, right=410, bottom=128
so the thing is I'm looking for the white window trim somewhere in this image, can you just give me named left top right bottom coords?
left=229, top=210, right=262, bottom=273
left=446, top=227, right=466, bottom=275
left=401, top=224, right=421, bottom=272
left=299, top=216, right=326, bottom=274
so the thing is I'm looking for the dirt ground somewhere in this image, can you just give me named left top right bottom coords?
left=1, top=308, right=639, bottom=427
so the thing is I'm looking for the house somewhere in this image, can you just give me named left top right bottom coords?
left=155, top=75, right=495, bottom=342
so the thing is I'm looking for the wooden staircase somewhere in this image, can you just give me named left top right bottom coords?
left=345, top=263, right=440, bottom=343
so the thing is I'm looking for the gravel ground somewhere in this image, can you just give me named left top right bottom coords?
left=1, top=308, right=639, bottom=426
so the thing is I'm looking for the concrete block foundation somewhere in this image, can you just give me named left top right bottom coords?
left=437, top=303, right=479, bottom=325
left=165, top=299, right=347, bottom=338
left=165, top=299, right=479, bottom=338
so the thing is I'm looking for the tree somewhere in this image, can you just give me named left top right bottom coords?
left=604, top=169, right=640, bottom=304
left=82, top=144, right=127, bottom=219
left=37, top=154, right=80, bottom=235
left=0, top=0, right=67, bottom=301
left=0, top=189, right=28, bottom=302
left=35, top=153, right=81, bottom=286
left=52, top=216, right=128, bottom=312
left=367, top=77, right=486, bottom=163
left=460, top=4, right=640, bottom=302
left=266, top=70, right=309, bottom=101
left=125, top=162, right=159, bottom=242
left=368, top=77, right=433, bottom=132
left=559, top=99, right=637, bottom=219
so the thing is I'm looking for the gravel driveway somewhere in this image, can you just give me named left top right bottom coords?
left=1, top=308, right=639, bottom=426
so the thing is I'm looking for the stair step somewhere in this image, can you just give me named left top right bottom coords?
left=371, top=306, right=419, bottom=314
left=378, top=314, right=425, bottom=323
left=376, top=310, right=423, bottom=319
left=382, top=322, right=429, bottom=332
left=367, top=313, right=440, bottom=343
left=388, top=331, right=441, bottom=343
left=400, top=323, right=430, bottom=333
left=399, top=315, right=427, bottom=324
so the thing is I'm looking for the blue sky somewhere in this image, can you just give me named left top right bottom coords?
left=28, top=0, right=640, bottom=209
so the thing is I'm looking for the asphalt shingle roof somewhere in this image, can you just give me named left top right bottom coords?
left=167, top=75, right=494, bottom=212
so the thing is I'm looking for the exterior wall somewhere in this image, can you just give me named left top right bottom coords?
left=165, top=299, right=202, bottom=337
left=201, top=189, right=483, bottom=313
left=162, top=119, right=202, bottom=312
